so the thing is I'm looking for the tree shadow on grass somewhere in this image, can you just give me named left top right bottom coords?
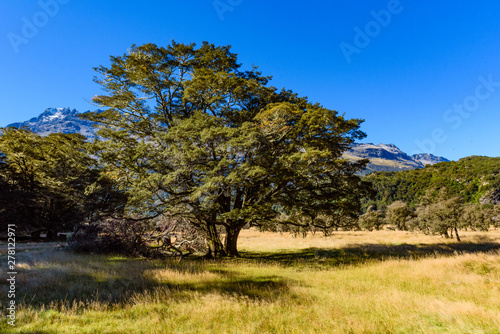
left=12, top=332, right=54, bottom=334
left=5, top=239, right=500, bottom=331
left=239, top=241, right=500, bottom=268
left=3, top=251, right=293, bottom=314
left=6, top=332, right=50, bottom=334
left=180, top=268, right=292, bottom=301
left=0, top=254, right=294, bottom=332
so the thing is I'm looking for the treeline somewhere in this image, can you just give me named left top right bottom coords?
left=355, top=157, right=500, bottom=241
left=273, top=190, right=499, bottom=242
left=364, top=156, right=500, bottom=210
left=0, top=128, right=126, bottom=239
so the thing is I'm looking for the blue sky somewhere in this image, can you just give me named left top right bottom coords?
left=1, top=0, right=499, bottom=161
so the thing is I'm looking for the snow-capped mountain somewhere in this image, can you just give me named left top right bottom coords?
left=7, top=107, right=98, bottom=140
left=344, top=143, right=449, bottom=174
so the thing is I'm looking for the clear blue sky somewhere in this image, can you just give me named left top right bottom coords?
left=1, top=0, right=499, bottom=161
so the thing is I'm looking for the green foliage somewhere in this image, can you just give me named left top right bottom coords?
left=84, top=41, right=373, bottom=257
left=0, top=128, right=126, bottom=235
left=385, top=200, right=413, bottom=230
left=411, top=189, right=465, bottom=241
left=364, top=156, right=500, bottom=211
left=462, top=203, right=496, bottom=232
left=358, top=209, right=384, bottom=231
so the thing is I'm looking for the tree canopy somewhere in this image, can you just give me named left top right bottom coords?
left=0, top=128, right=126, bottom=236
left=84, top=41, right=372, bottom=257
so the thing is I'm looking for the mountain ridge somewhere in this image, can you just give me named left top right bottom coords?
left=345, top=142, right=449, bottom=174
left=6, top=107, right=98, bottom=140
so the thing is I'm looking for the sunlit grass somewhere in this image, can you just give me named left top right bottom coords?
left=1, top=229, right=500, bottom=333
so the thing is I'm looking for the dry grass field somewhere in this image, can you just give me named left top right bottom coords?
left=1, top=229, right=500, bottom=333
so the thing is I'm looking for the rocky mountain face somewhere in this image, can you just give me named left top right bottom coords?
left=5, top=108, right=449, bottom=174
left=7, top=107, right=98, bottom=140
left=411, top=153, right=449, bottom=166
left=344, top=143, right=449, bottom=174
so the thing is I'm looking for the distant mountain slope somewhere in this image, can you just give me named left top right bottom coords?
left=345, top=143, right=449, bottom=174
left=411, top=153, right=449, bottom=166
left=7, top=107, right=98, bottom=140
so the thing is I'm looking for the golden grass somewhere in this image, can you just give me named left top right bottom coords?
left=1, top=229, right=500, bottom=333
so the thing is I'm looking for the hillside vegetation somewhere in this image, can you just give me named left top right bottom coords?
left=364, top=156, right=500, bottom=210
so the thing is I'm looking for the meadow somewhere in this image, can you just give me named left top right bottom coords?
left=1, top=229, right=500, bottom=334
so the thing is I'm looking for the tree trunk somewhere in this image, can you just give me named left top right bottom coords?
left=454, top=227, right=461, bottom=242
left=224, top=225, right=242, bottom=257
left=204, top=222, right=225, bottom=259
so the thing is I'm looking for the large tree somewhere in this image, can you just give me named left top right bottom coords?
left=84, top=42, right=372, bottom=257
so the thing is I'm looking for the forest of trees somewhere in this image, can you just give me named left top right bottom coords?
left=0, top=128, right=126, bottom=239
left=1, top=42, right=499, bottom=256
left=359, top=157, right=500, bottom=240
left=364, top=156, right=500, bottom=209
